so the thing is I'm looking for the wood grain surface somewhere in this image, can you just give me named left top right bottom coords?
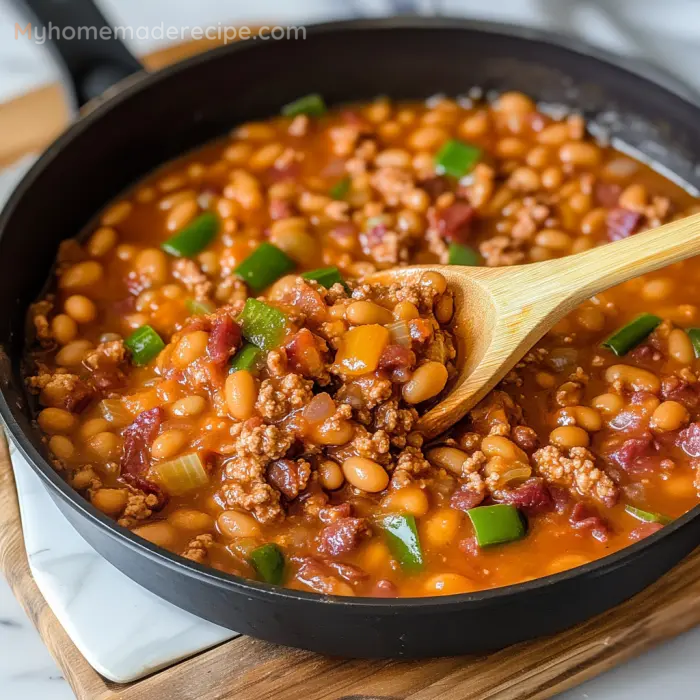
left=1, top=432, right=700, bottom=699
left=1, top=33, right=700, bottom=700
left=0, top=34, right=228, bottom=168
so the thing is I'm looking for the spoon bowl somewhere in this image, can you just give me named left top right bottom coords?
left=368, top=211, right=700, bottom=438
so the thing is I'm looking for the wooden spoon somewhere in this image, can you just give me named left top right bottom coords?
left=368, top=211, right=700, bottom=439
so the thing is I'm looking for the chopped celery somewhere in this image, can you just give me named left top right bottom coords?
left=238, top=298, right=287, bottom=351
left=161, top=212, right=218, bottom=257
left=235, top=242, right=295, bottom=293
left=152, top=453, right=208, bottom=496
left=125, top=325, right=165, bottom=366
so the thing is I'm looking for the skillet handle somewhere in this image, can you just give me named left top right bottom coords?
left=16, top=0, right=143, bottom=107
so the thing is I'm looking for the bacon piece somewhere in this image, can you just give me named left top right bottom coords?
left=371, top=579, right=399, bottom=597
left=316, top=517, right=371, bottom=557
left=295, top=558, right=354, bottom=596
left=269, top=199, right=295, bottom=220
left=677, top=422, right=700, bottom=457
left=326, top=561, right=368, bottom=583
left=608, top=434, right=655, bottom=472
left=661, top=375, right=700, bottom=409
left=512, top=425, right=539, bottom=453
left=569, top=502, right=609, bottom=542
left=606, top=207, right=642, bottom=241
left=266, top=458, right=310, bottom=500
left=318, top=503, right=352, bottom=524
left=500, top=478, right=553, bottom=515
left=89, top=368, right=126, bottom=394
left=450, top=485, right=485, bottom=512
left=594, top=182, right=621, bottom=208
left=120, top=407, right=164, bottom=476
left=431, top=201, right=476, bottom=243
left=629, top=522, right=664, bottom=541
left=419, top=175, right=451, bottom=200
left=267, top=161, right=300, bottom=183
left=549, top=486, right=570, bottom=514
left=284, top=329, right=326, bottom=378
left=458, top=537, right=479, bottom=557
left=207, top=316, right=241, bottom=367
left=378, top=345, right=416, bottom=372
left=277, top=280, right=327, bottom=324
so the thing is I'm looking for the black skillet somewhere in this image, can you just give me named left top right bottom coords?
left=2, top=0, right=700, bottom=658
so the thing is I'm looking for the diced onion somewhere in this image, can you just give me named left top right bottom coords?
left=498, top=466, right=532, bottom=486
left=99, top=399, right=134, bottom=428
left=387, top=321, right=412, bottom=348
left=303, top=392, right=335, bottom=424
left=152, top=453, right=208, bottom=495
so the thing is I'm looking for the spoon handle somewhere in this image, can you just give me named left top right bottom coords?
left=523, top=210, right=700, bottom=309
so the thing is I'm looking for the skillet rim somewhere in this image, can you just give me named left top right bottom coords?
left=1, top=15, right=699, bottom=612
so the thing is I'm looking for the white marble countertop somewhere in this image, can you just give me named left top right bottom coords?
left=2, top=1, right=700, bottom=698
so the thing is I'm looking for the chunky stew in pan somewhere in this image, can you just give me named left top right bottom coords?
left=26, top=92, right=700, bottom=597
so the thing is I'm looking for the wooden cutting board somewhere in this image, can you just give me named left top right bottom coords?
left=2, top=34, right=700, bottom=700
left=2, top=434, right=700, bottom=700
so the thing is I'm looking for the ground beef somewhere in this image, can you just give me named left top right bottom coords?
left=172, top=258, right=213, bottom=300
left=468, top=391, right=523, bottom=437
left=27, top=367, right=93, bottom=412
left=182, top=534, right=214, bottom=563
left=221, top=476, right=283, bottom=523
left=30, top=300, right=53, bottom=347
left=335, top=375, right=393, bottom=412
left=389, top=446, right=431, bottom=489
left=255, top=373, right=314, bottom=421
left=372, top=399, right=418, bottom=448
left=533, top=445, right=619, bottom=507
left=84, top=340, right=126, bottom=369
left=117, top=487, right=161, bottom=528
left=370, top=166, right=414, bottom=206
left=479, top=235, right=526, bottom=266
left=224, top=420, right=294, bottom=460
